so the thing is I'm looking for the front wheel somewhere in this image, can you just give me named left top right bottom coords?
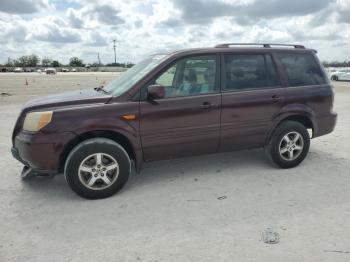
left=64, top=138, right=131, bottom=199
left=265, top=121, right=310, bottom=169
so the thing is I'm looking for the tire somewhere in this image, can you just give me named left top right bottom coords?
left=64, top=138, right=131, bottom=199
left=265, top=121, right=310, bottom=169
left=332, top=75, right=338, bottom=81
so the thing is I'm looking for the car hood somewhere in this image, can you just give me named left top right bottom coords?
left=23, top=88, right=112, bottom=111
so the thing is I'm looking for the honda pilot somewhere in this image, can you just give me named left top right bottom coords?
left=11, top=43, right=337, bottom=199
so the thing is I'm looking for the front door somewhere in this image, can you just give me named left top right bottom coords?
left=220, top=53, right=286, bottom=151
left=140, top=55, right=221, bottom=161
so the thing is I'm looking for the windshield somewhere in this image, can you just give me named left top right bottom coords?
left=104, top=54, right=168, bottom=96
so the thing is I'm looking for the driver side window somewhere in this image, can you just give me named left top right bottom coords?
left=154, top=55, right=217, bottom=98
left=155, top=64, right=177, bottom=87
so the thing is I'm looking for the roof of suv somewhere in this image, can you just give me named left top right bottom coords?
left=166, top=43, right=316, bottom=57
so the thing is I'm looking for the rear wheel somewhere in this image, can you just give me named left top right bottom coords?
left=265, top=121, right=310, bottom=168
left=331, top=75, right=338, bottom=81
left=64, top=138, right=131, bottom=199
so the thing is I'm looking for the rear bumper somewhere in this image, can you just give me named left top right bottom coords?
left=12, top=131, right=77, bottom=174
left=314, top=112, right=337, bottom=137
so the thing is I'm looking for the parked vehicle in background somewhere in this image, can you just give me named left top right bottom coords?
left=61, top=68, right=70, bottom=72
left=45, top=68, right=57, bottom=74
left=11, top=43, right=337, bottom=199
left=72, top=68, right=77, bottom=72
left=330, top=69, right=350, bottom=81
left=14, top=67, right=23, bottom=73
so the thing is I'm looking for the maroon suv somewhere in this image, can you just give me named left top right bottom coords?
left=11, top=43, right=337, bottom=199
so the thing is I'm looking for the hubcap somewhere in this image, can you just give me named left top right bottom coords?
left=279, top=131, right=304, bottom=161
left=78, top=153, right=119, bottom=190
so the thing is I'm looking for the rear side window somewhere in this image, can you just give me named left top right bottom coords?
left=278, top=53, right=327, bottom=86
left=224, top=54, right=279, bottom=91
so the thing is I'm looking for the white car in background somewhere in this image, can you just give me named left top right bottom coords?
left=45, top=68, right=57, bottom=74
left=14, top=67, right=23, bottom=73
left=330, top=69, right=350, bottom=81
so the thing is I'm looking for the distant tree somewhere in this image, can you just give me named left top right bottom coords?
left=15, top=55, right=39, bottom=67
left=126, top=62, right=135, bottom=68
left=27, top=55, right=40, bottom=67
left=5, top=57, right=14, bottom=67
left=51, top=60, right=60, bottom=67
left=323, top=60, right=350, bottom=67
left=91, top=62, right=101, bottom=67
left=69, top=57, right=83, bottom=67
left=13, top=59, right=21, bottom=67
left=18, top=56, right=27, bottom=67
left=42, top=57, right=52, bottom=67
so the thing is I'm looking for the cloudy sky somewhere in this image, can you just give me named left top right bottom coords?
left=0, top=0, right=349, bottom=64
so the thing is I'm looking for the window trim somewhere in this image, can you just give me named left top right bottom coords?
left=141, top=53, right=220, bottom=101
left=221, top=53, right=282, bottom=93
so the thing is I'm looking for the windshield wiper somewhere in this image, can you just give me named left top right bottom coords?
left=94, top=86, right=108, bottom=94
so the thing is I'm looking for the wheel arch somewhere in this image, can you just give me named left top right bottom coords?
left=59, top=130, right=138, bottom=173
left=265, top=113, right=315, bottom=145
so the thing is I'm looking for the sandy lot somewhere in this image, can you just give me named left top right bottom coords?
left=0, top=73, right=349, bottom=262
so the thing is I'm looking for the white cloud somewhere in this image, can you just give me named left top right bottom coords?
left=0, top=0, right=349, bottom=64
left=0, top=0, right=53, bottom=14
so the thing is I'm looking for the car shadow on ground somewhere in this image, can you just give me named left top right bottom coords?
left=19, top=148, right=272, bottom=200
left=125, top=148, right=272, bottom=190
left=19, top=147, right=343, bottom=201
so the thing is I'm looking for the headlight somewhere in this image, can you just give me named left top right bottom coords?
left=23, top=111, right=53, bottom=132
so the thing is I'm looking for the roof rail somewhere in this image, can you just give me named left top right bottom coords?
left=214, top=43, right=306, bottom=49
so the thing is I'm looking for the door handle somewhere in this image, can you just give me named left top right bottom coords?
left=201, top=101, right=213, bottom=109
left=271, top=95, right=281, bottom=103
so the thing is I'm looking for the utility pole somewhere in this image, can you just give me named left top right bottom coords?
left=97, top=52, right=101, bottom=66
left=112, top=39, right=117, bottom=65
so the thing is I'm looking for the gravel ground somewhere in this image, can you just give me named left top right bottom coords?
left=0, top=73, right=349, bottom=262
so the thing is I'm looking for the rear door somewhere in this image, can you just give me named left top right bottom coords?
left=140, top=55, right=221, bottom=161
left=220, top=53, right=286, bottom=151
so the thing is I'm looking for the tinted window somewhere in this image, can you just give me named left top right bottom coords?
left=154, top=56, right=217, bottom=98
left=224, top=54, right=279, bottom=91
left=278, top=53, right=327, bottom=86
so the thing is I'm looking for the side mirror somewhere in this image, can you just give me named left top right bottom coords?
left=147, top=84, right=165, bottom=100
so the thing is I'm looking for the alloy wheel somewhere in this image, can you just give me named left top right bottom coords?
left=78, top=153, right=119, bottom=190
left=278, top=131, right=304, bottom=161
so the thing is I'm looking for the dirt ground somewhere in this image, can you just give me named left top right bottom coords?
left=0, top=73, right=349, bottom=262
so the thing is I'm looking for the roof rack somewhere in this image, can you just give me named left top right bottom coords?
left=215, top=43, right=306, bottom=49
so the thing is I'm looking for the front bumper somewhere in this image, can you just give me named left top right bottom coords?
left=12, top=131, right=77, bottom=174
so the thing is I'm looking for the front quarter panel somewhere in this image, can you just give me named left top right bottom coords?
left=42, top=102, right=142, bottom=157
